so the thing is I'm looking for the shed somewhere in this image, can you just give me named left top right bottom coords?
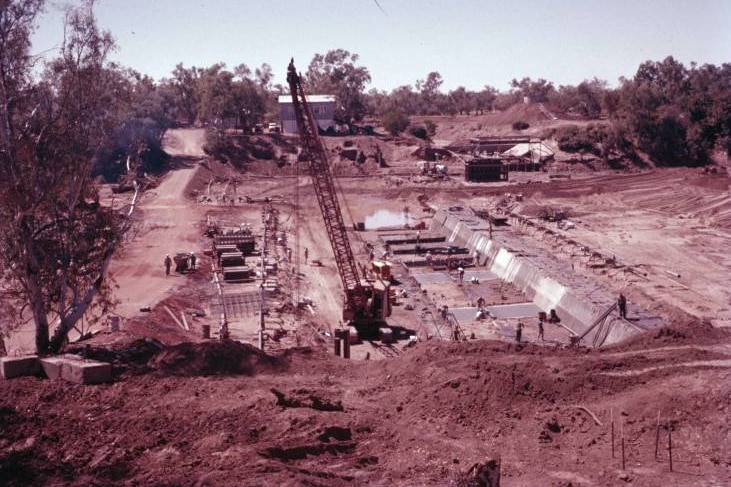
left=278, top=94, right=336, bottom=134
left=464, top=156, right=509, bottom=182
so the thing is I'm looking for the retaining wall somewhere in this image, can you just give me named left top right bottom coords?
left=431, top=209, right=639, bottom=343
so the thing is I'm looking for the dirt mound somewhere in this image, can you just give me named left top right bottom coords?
left=1, top=332, right=729, bottom=486
left=148, top=340, right=278, bottom=376
left=602, top=318, right=730, bottom=353
left=417, top=104, right=564, bottom=144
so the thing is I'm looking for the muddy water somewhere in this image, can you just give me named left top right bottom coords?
left=364, top=209, right=415, bottom=229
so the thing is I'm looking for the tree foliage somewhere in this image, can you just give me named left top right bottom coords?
left=554, top=123, right=608, bottom=155
left=0, top=1, right=128, bottom=353
left=551, top=78, right=606, bottom=119
left=305, top=49, right=371, bottom=123
left=92, top=68, right=172, bottom=181
left=382, top=112, right=409, bottom=136
left=510, top=77, right=555, bottom=102
left=613, top=56, right=731, bottom=166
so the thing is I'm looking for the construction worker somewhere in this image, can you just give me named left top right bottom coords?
left=190, top=251, right=197, bottom=270
left=164, top=254, right=172, bottom=276
left=219, top=321, right=230, bottom=340
left=458, top=266, right=465, bottom=285
left=548, top=309, right=561, bottom=324
left=515, top=321, right=524, bottom=343
left=425, top=251, right=433, bottom=267
left=476, top=296, right=485, bottom=309
left=618, top=293, right=627, bottom=319
left=538, top=319, right=545, bottom=341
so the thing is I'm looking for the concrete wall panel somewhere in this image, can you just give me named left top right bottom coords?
left=430, top=210, right=641, bottom=346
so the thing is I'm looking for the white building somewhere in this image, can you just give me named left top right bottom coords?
left=278, top=94, right=336, bottom=134
left=502, top=141, right=555, bottom=162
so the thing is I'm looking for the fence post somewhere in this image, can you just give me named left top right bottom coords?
left=654, top=410, right=661, bottom=460
left=668, top=427, right=673, bottom=472
left=621, top=416, right=625, bottom=470
left=611, top=408, right=615, bottom=459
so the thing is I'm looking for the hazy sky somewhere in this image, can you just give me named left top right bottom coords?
left=31, top=0, right=731, bottom=92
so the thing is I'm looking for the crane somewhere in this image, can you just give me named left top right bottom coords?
left=286, top=60, right=390, bottom=330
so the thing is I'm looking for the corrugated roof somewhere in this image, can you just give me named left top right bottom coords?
left=502, top=142, right=554, bottom=159
left=278, top=94, right=336, bottom=104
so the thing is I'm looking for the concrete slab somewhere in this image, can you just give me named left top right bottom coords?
left=413, top=270, right=498, bottom=285
left=450, top=307, right=483, bottom=323
left=0, top=355, right=41, bottom=379
left=450, top=302, right=540, bottom=325
left=486, top=302, right=542, bottom=319
left=40, top=354, right=112, bottom=384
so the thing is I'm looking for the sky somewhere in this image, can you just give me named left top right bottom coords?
left=31, top=0, right=731, bottom=92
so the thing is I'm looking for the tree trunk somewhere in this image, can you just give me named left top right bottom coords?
left=28, top=276, right=50, bottom=353
left=19, top=220, right=50, bottom=354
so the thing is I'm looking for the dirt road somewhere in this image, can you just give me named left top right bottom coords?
left=109, top=129, right=207, bottom=318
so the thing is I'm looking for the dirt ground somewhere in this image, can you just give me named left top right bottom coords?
left=2, top=125, right=731, bottom=486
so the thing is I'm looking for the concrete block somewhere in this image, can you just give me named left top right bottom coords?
left=61, top=358, right=112, bottom=385
left=40, top=354, right=112, bottom=384
left=347, top=326, right=360, bottom=344
left=40, top=356, right=67, bottom=380
left=0, top=355, right=41, bottom=379
left=379, top=327, right=394, bottom=343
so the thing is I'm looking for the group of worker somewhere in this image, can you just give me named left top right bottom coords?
left=514, top=294, right=629, bottom=343
left=163, top=251, right=197, bottom=276
left=515, top=309, right=558, bottom=343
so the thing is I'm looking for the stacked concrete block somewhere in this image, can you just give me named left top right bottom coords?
left=1, top=354, right=111, bottom=384
left=40, top=355, right=111, bottom=384
left=0, top=356, right=41, bottom=379
left=39, top=356, right=67, bottom=380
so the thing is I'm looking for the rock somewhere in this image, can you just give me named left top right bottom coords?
left=546, top=418, right=562, bottom=433
left=539, top=430, right=552, bottom=443
left=617, top=472, right=632, bottom=482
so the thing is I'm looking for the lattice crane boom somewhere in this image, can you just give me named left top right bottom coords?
left=286, top=60, right=367, bottom=319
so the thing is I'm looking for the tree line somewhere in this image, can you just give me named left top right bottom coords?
left=160, top=49, right=731, bottom=167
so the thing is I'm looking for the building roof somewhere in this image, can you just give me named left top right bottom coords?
left=502, top=142, right=554, bottom=159
left=278, top=94, right=336, bottom=104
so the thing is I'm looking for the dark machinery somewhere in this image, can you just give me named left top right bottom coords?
left=286, top=60, right=390, bottom=329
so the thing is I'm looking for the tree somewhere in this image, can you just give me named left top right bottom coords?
left=306, top=49, right=371, bottom=122
left=162, top=63, right=201, bottom=124
left=449, top=86, right=472, bottom=115
left=424, top=120, right=437, bottom=138
left=475, top=86, right=498, bottom=114
left=0, top=1, right=126, bottom=353
left=416, top=71, right=444, bottom=114
left=382, top=111, right=409, bottom=136
left=386, top=85, right=419, bottom=115
left=364, top=88, right=390, bottom=117
left=92, top=68, right=172, bottom=181
left=254, top=63, right=273, bottom=91
left=510, top=77, right=555, bottom=102
left=551, top=79, right=606, bottom=119
left=197, top=62, right=235, bottom=123
left=615, top=57, right=694, bottom=165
